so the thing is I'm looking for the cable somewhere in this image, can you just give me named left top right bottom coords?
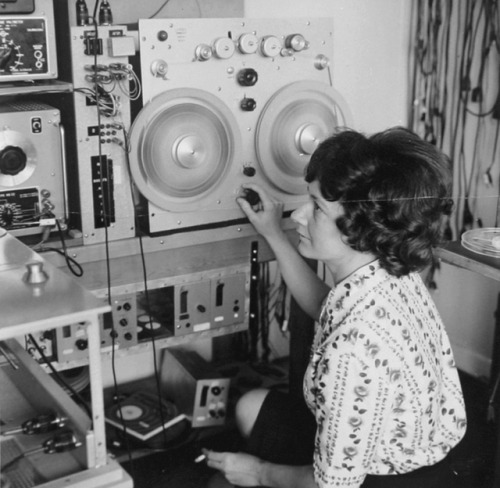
left=121, top=127, right=171, bottom=449
left=148, top=0, right=172, bottom=18
left=411, top=0, right=500, bottom=240
left=88, top=1, right=135, bottom=472
left=36, top=219, right=83, bottom=277
left=27, top=334, right=92, bottom=418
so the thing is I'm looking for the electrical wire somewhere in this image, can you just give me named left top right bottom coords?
left=89, top=0, right=135, bottom=472
left=148, top=0, right=172, bottom=18
left=27, top=334, right=92, bottom=418
left=36, top=220, right=83, bottom=277
left=120, top=125, right=172, bottom=449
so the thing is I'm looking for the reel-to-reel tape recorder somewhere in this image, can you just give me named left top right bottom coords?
left=130, top=18, right=352, bottom=235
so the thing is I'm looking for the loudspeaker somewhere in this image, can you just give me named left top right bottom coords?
left=160, top=347, right=230, bottom=428
left=0, top=101, right=66, bottom=235
left=130, top=17, right=352, bottom=235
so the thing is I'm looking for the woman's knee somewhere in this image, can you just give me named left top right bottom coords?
left=235, top=388, right=270, bottom=438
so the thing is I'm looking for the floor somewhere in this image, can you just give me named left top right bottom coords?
left=117, top=365, right=497, bottom=488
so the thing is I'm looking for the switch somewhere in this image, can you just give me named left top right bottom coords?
left=240, top=97, right=257, bottom=111
left=237, top=68, right=258, bottom=87
left=243, top=165, right=256, bottom=177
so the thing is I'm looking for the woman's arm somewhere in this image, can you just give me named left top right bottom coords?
left=237, top=184, right=329, bottom=320
left=203, top=450, right=317, bottom=488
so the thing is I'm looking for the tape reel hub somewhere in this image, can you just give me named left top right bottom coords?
left=295, top=123, right=323, bottom=155
left=172, top=134, right=205, bottom=169
left=130, top=88, right=240, bottom=211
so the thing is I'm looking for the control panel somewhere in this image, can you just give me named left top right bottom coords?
left=0, top=102, right=66, bottom=236
left=68, top=25, right=136, bottom=244
left=0, top=0, right=58, bottom=82
left=22, top=265, right=249, bottom=365
left=130, top=17, right=352, bottom=235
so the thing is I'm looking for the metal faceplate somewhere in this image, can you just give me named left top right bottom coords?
left=131, top=17, right=352, bottom=234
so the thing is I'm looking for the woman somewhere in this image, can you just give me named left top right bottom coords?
left=203, top=127, right=467, bottom=488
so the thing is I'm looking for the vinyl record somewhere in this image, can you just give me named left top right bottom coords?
left=461, top=228, right=500, bottom=258
left=129, top=88, right=241, bottom=212
left=113, top=403, right=144, bottom=421
left=106, top=390, right=180, bottom=441
left=255, top=81, right=352, bottom=195
left=138, top=319, right=168, bottom=340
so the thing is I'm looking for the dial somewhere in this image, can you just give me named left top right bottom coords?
left=238, top=33, right=259, bottom=54
left=260, top=35, right=281, bottom=57
left=0, top=38, right=22, bottom=72
left=0, top=17, right=50, bottom=77
left=213, top=37, right=235, bottom=59
left=0, top=203, right=20, bottom=228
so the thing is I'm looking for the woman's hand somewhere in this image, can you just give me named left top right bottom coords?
left=236, top=184, right=285, bottom=241
left=203, top=448, right=264, bottom=486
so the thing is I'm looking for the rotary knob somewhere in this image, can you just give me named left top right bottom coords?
left=150, top=59, right=168, bottom=79
left=260, top=35, right=281, bottom=57
left=285, top=34, right=309, bottom=52
left=240, top=97, right=257, bottom=111
left=0, top=203, right=15, bottom=227
left=237, top=68, right=258, bottom=87
left=195, top=44, right=213, bottom=61
left=213, top=37, right=235, bottom=59
left=0, top=145, right=27, bottom=176
left=238, top=33, right=259, bottom=54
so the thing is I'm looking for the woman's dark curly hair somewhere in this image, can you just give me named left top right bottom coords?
left=305, top=127, right=453, bottom=277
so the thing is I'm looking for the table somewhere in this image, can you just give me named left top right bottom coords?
left=436, top=241, right=500, bottom=487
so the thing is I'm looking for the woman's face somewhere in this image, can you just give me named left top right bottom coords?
left=291, top=180, right=352, bottom=263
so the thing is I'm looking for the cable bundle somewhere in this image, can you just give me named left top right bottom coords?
left=411, top=0, right=500, bottom=236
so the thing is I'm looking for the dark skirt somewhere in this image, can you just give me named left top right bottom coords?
left=246, top=389, right=458, bottom=488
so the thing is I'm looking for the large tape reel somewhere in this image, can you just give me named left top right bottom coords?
left=130, top=88, right=241, bottom=212
left=255, top=81, right=352, bottom=195
left=0, top=130, right=37, bottom=187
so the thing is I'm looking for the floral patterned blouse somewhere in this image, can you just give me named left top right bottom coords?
left=303, top=261, right=467, bottom=488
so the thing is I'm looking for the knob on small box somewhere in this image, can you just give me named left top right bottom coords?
left=160, top=346, right=230, bottom=428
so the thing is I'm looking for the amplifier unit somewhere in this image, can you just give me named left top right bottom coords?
left=0, top=101, right=66, bottom=236
left=24, top=265, right=249, bottom=365
left=0, top=0, right=58, bottom=82
left=160, top=347, right=230, bottom=428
